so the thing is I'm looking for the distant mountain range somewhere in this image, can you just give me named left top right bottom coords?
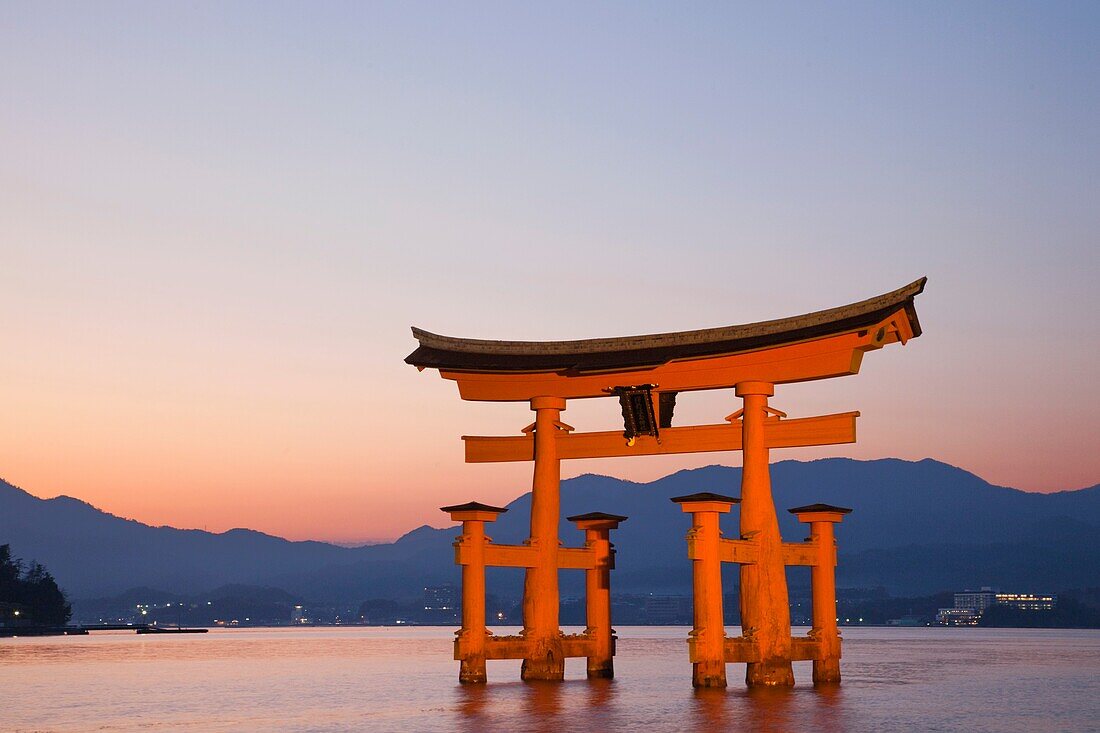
left=2, top=458, right=1097, bottom=602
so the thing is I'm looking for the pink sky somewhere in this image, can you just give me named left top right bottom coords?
left=2, top=4, right=1098, bottom=542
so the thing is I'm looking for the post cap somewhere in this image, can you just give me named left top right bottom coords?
left=566, top=511, right=628, bottom=522
left=567, top=511, right=627, bottom=530
left=440, top=501, right=508, bottom=522
left=788, top=503, right=852, bottom=523
left=670, top=492, right=739, bottom=514
left=670, top=492, right=740, bottom=504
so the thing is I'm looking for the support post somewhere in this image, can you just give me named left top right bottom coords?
left=735, top=381, right=795, bottom=687
left=522, top=396, right=567, bottom=681
left=441, top=501, right=508, bottom=684
left=568, top=512, right=627, bottom=679
left=672, top=492, right=738, bottom=688
left=790, top=504, right=851, bottom=686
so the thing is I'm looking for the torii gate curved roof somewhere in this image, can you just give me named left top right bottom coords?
left=405, top=278, right=925, bottom=375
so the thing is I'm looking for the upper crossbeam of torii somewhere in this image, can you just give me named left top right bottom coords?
left=407, top=278, right=926, bottom=687
left=406, top=277, right=923, bottom=392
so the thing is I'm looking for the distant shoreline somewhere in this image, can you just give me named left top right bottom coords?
left=8, top=621, right=1100, bottom=638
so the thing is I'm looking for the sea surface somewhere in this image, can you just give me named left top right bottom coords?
left=2, top=626, right=1098, bottom=732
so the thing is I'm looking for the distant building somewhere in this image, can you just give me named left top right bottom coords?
left=994, top=593, right=1056, bottom=611
left=953, top=588, right=1057, bottom=613
left=938, top=587, right=1058, bottom=625
left=954, top=588, right=996, bottom=613
left=936, top=608, right=981, bottom=626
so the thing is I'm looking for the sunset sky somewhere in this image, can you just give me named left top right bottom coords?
left=2, top=2, right=1098, bottom=543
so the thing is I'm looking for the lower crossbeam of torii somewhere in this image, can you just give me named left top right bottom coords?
left=406, top=278, right=926, bottom=687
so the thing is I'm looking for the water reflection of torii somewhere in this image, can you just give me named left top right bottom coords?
left=407, top=278, right=926, bottom=688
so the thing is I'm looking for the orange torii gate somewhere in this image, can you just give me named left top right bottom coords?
left=407, top=278, right=925, bottom=686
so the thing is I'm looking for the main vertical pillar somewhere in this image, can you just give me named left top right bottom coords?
left=568, top=512, right=627, bottom=679
left=521, top=396, right=566, bottom=681
left=735, top=381, right=795, bottom=687
left=672, top=493, right=738, bottom=688
left=791, top=504, right=851, bottom=686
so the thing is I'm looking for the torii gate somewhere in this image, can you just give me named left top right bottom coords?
left=406, top=278, right=925, bottom=686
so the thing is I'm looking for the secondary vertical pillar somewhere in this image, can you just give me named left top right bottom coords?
left=521, top=395, right=567, bottom=681
left=442, top=501, right=508, bottom=684
left=568, top=512, right=627, bottom=679
left=735, top=381, right=795, bottom=687
left=672, top=492, right=738, bottom=688
left=790, top=504, right=851, bottom=686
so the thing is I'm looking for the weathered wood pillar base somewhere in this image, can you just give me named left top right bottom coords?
left=459, top=657, right=487, bottom=684
left=520, top=638, right=565, bottom=681
left=813, top=636, right=842, bottom=685
left=693, top=660, right=728, bottom=688
left=586, top=659, right=614, bottom=679
left=813, top=657, right=841, bottom=686
left=746, top=659, right=795, bottom=687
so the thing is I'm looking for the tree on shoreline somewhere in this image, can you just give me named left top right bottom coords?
left=0, top=544, right=71, bottom=626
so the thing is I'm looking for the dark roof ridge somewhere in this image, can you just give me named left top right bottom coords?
left=670, top=492, right=740, bottom=504
left=787, top=503, right=853, bottom=514
left=566, top=511, right=628, bottom=522
left=439, top=501, right=508, bottom=514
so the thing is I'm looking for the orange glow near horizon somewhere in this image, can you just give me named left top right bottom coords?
left=3, top=350, right=1097, bottom=544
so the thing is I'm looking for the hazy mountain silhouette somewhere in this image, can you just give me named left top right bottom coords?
left=2, top=458, right=1097, bottom=601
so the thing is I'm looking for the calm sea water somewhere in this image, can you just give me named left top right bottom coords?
left=2, top=626, right=1098, bottom=732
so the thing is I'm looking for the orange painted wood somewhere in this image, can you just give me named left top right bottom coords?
left=693, top=538, right=825, bottom=567
left=483, top=636, right=533, bottom=660
left=721, top=636, right=823, bottom=663
left=477, top=634, right=596, bottom=660
left=521, top=397, right=566, bottom=681
left=463, top=411, right=859, bottom=463
left=790, top=637, right=825, bottom=662
left=561, top=635, right=597, bottom=659
left=458, top=543, right=597, bottom=570
left=737, top=384, right=795, bottom=686
left=687, top=509, right=728, bottom=687
left=715, top=538, right=760, bottom=564
left=455, top=520, right=488, bottom=682
left=721, top=637, right=762, bottom=663
left=781, top=541, right=819, bottom=566
left=479, top=544, right=537, bottom=568
left=556, top=547, right=598, bottom=570
left=581, top=526, right=615, bottom=678
left=439, top=318, right=910, bottom=402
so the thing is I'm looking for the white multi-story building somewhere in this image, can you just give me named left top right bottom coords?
left=954, top=588, right=996, bottom=612
left=941, top=588, right=1058, bottom=625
